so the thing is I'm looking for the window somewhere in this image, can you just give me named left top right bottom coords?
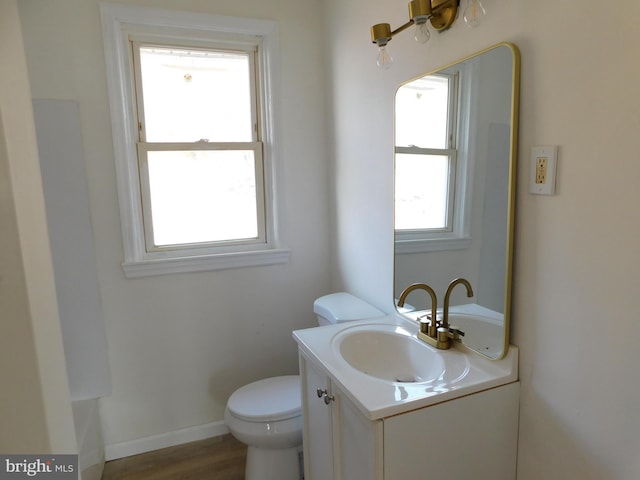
left=133, top=44, right=264, bottom=249
left=101, top=4, right=289, bottom=277
left=394, top=71, right=472, bottom=253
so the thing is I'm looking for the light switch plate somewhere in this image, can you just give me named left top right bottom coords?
left=529, top=145, right=558, bottom=195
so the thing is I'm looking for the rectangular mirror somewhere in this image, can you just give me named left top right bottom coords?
left=394, top=42, right=520, bottom=359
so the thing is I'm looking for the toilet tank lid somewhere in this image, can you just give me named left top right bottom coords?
left=227, top=375, right=301, bottom=422
left=313, top=292, right=384, bottom=323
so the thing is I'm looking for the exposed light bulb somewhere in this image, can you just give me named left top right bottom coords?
left=414, top=21, right=430, bottom=44
left=463, top=0, right=486, bottom=27
left=376, top=45, right=394, bottom=70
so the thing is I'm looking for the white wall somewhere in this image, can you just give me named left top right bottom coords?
left=34, top=99, right=112, bottom=402
left=18, top=0, right=332, bottom=450
left=13, top=0, right=640, bottom=476
left=324, top=0, right=640, bottom=478
left=0, top=0, right=76, bottom=454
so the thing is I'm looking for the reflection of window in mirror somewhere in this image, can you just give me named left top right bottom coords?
left=394, top=68, right=472, bottom=253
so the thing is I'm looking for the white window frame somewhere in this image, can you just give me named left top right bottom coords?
left=394, top=68, right=475, bottom=254
left=100, top=3, right=289, bottom=277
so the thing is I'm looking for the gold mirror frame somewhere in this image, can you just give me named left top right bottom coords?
left=393, top=42, right=520, bottom=360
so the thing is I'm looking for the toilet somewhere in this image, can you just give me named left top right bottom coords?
left=224, top=292, right=384, bottom=480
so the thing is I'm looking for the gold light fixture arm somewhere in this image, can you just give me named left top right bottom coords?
left=392, top=21, right=415, bottom=37
left=370, top=0, right=459, bottom=46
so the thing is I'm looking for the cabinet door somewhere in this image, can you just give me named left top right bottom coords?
left=332, top=382, right=383, bottom=480
left=300, top=352, right=334, bottom=480
left=383, top=382, right=520, bottom=480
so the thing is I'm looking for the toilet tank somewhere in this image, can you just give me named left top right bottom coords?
left=313, top=292, right=384, bottom=326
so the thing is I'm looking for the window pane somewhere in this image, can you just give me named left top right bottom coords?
left=395, top=154, right=449, bottom=230
left=146, top=150, right=258, bottom=246
left=395, top=75, right=450, bottom=149
left=139, top=46, right=253, bottom=143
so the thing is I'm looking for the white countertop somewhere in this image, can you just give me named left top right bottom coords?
left=293, top=313, right=518, bottom=420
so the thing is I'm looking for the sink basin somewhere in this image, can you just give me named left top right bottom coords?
left=331, top=324, right=446, bottom=383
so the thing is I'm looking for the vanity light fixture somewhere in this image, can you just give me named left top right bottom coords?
left=370, top=0, right=462, bottom=69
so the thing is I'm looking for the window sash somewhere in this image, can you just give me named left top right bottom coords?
left=394, top=148, right=457, bottom=236
left=131, top=39, right=260, bottom=144
left=137, top=142, right=266, bottom=253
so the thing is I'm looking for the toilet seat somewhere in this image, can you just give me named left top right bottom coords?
left=227, top=375, right=301, bottom=423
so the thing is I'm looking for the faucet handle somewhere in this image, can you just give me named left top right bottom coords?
left=419, top=312, right=443, bottom=326
left=417, top=315, right=440, bottom=337
left=447, top=326, right=465, bottom=341
left=437, top=327, right=449, bottom=343
left=417, top=317, right=430, bottom=335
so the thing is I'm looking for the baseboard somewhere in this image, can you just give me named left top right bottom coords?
left=104, top=420, right=230, bottom=461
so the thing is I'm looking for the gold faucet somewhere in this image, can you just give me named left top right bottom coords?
left=397, top=283, right=449, bottom=349
left=397, top=283, right=438, bottom=335
left=443, top=278, right=474, bottom=329
left=398, top=279, right=474, bottom=350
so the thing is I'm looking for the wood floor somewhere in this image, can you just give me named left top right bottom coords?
left=101, top=435, right=247, bottom=480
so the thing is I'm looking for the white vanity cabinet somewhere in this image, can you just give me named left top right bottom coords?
left=300, top=351, right=383, bottom=480
left=299, top=349, right=520, bottom=480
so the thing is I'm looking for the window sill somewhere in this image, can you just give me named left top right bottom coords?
left=395, top=237, right=472, bottom=254
left=122, top=248, right=291, bottom=278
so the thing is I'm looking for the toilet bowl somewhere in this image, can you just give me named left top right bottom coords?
left=224, top=293, right=384, bottom=480
left=225, top=376, right=302, bottom=480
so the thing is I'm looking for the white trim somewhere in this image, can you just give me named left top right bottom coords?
left=99, top=3, right=278, bottom=38
left=453, top=59, right=476, bottom=245
left=122, top=248, right=291, bottom=278
left=100, top=3, right=287, bottom=277
left=394, top=236, right=472, bottom=254
left=104, top=420, right=230, bottom=461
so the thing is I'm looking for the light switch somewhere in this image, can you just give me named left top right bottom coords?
left=529, top=146, right=558, bottom=195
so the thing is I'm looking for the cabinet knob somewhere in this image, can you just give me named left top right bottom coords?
left=323, top=393, right=335, bottom=405
left=316, top=388, right=327, bottom=398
